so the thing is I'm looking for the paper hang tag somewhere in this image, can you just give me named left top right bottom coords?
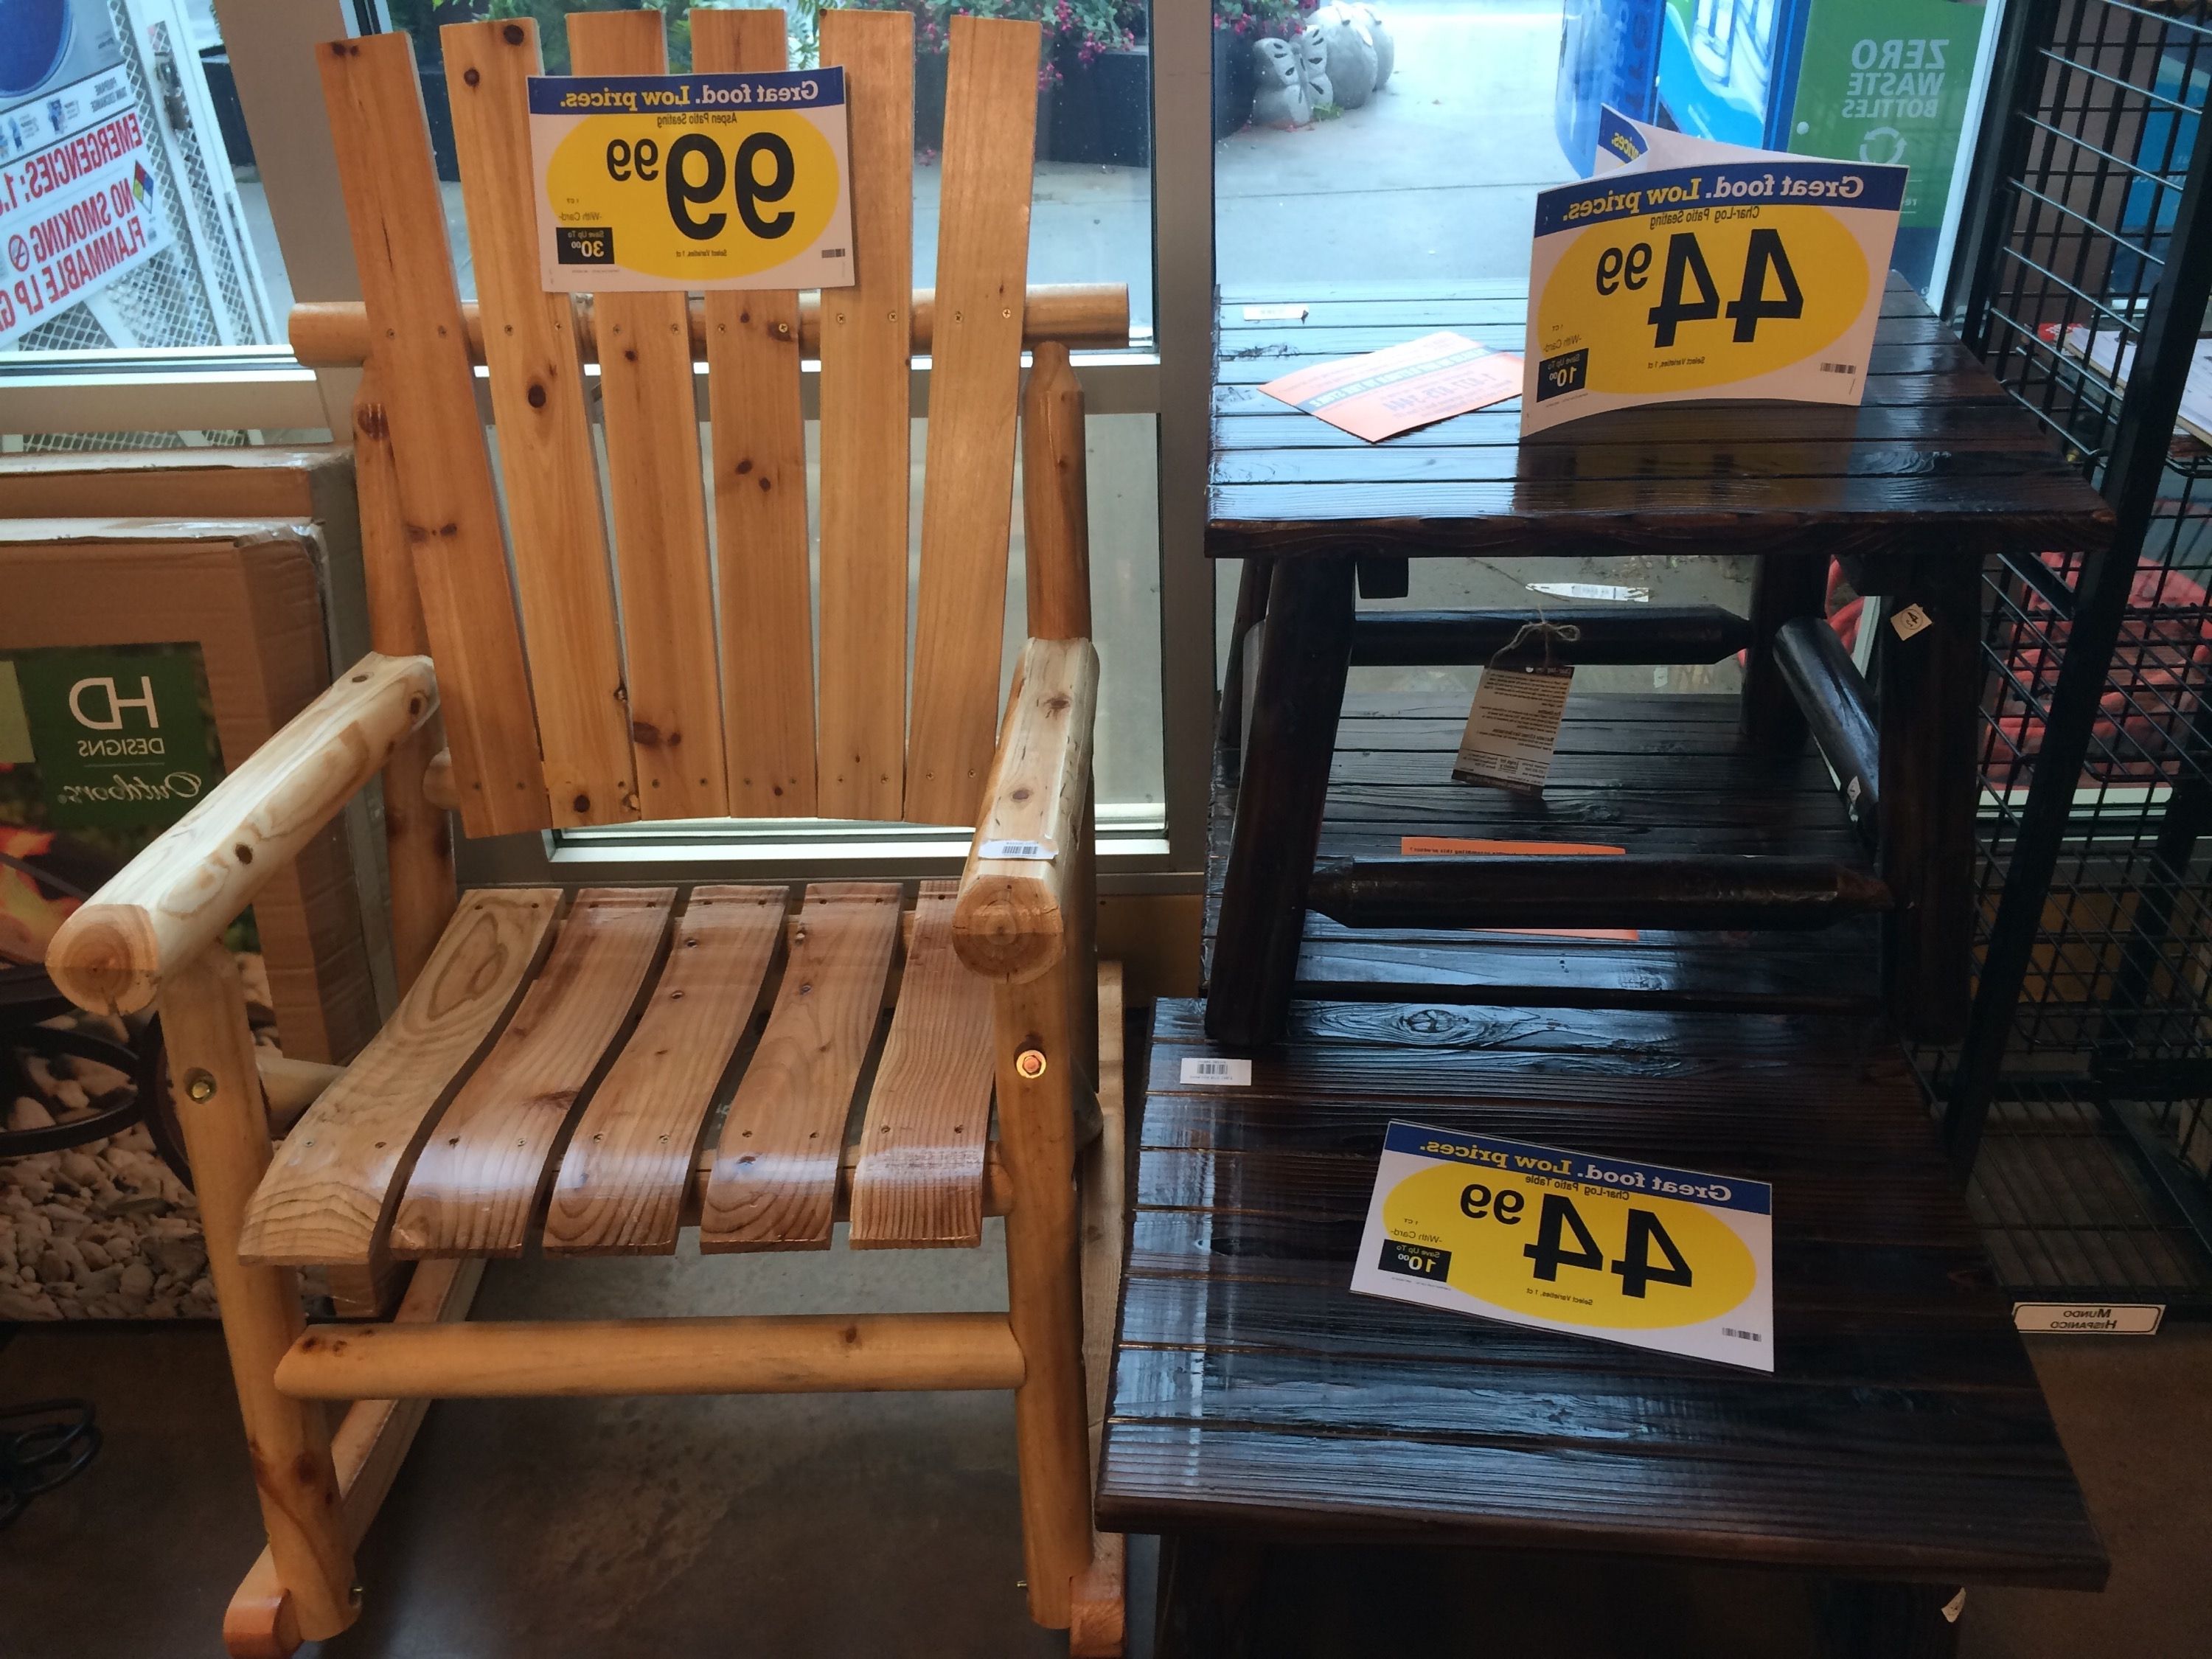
left=1891, top=602, right=1933, bottom=640
left=1455, top=664, right=1573, bottom=793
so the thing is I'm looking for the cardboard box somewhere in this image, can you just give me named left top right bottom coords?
left=0, top=516, right=380, bottom=1063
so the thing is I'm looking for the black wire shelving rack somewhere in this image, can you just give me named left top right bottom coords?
left=1937, top=0, right=2212, bottom=1312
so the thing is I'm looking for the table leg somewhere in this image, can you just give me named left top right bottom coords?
left=1742, top=552, right=1831, bottom=752
left=1879, top=554, right=1983, bottom=1043
left=1206, top=555, right=1357, bottom=1048
left=1154, top=1537, right=1266, bottom=1659
left=1217, top=554, right=1274, bottom=761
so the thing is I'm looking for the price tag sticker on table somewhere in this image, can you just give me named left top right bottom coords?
left=1352, top=1121, right=1775, bottom=1372
left=529, top=69, right=855, bottom=292
left=1523, top=107, right=1905, bottom=435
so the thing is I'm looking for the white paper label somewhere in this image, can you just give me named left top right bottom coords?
left=1455, top=664, right=1573, bottom=793
left=978, top=838, right=1055, bottom=860
left=1242, top=302, right=1308, bottom=321
left=1891, top=603, right=1933, bottom=640
left=1526, top=582, right=1651, bottom=603
left=1180, top=1057, right=1252, bottom=1086
left=2013, top=1301, right=2164, bottom=1335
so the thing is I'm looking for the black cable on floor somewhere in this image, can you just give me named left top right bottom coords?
left=0, top=1399, right=100, bottom=1530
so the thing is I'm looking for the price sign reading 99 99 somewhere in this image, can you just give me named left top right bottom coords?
left=529, top=69, right=854, bottom=293
left=1521, top=157, right=1905, bottom=435
left=1352, top=1122, right=1774, bottom=1371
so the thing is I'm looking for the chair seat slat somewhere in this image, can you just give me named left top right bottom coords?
left=905, top=15, right=1042, bottom=826
left=389, top=888, right=675, bottom=1259
left=236, top=889, right=560, bottom=1268
left=568, top=10, right=729, bottom=818
left=443, top=19, right=638, bottom=827
left=850, top=882, right=995, bottom=1248
left=317, top=33, right=548, bottom=838
left=696, top=8, right=818, bottom=818
left=543, top=886, right=785, bottom=1256
left=815, top=9, right=914, bottom=821
left=699, top=883, right=902, bottom=1251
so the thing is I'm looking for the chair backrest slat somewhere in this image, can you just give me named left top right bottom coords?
left=815, top=7, right=915, bottom=821
left=903, top=15, right=1039, bottom=827
left=321, top=32, right=549, bottom=839
left=444, top=18, right=639, bottom=827
left=569, top=9, right=730, bottom=818
left=695, top=7, right=818, bottom=818
left=322, top=10, right=1106, bottom=837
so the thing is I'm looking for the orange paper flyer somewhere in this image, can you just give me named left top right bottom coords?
left=1259, top=332, right=1522, bottom=442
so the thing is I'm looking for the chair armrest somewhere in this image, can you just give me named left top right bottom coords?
left=47, top=652, right=439, bottom=1016
left=952, top=637, right=1099, bottom=983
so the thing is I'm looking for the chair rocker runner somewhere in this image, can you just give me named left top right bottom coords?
left=46, top=11, right=1129, bottom=1655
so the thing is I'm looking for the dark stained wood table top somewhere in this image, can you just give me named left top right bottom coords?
left=1209, top=276, right=2117, bottom=562
left=1099, top=997, right=2109, bottom=1590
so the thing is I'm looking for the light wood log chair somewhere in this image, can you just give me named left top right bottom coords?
left=44, top=11, right=1128, bottom=1655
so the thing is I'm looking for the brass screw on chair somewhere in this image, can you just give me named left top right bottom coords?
left=185, top=1071, right=216, bottom=1102
left=1015, top=1048, right=1048, bottom=1080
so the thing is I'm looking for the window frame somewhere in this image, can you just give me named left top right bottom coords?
left=0, top=0, right=1219, bottom=898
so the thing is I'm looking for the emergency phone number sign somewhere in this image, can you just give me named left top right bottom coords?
left=0, top=108, right=170, bottom=347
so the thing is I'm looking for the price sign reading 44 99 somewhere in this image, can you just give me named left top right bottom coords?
left=1521, top=157, right=1905, bottom=435
left=529, top=69, right=855, bottom=293
left=1351, top=1122, right=1774, bottom=1371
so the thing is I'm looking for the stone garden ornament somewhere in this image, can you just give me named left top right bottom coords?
left=1251, top=35, right=1314, bottom=128
left=1250, top=4, right=1393, bottom=128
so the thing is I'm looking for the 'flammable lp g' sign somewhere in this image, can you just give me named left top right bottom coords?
left=529, top=69, right=855, bottom=293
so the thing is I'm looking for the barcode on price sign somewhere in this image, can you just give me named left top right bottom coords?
left=1180, top=1057, right=1253, bottom=1086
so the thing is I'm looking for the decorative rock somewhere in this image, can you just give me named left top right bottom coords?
left=118, top=1262, right=154, bottom=1298
left=8, top=1096, right=55, bottom=1132
left=147, top=1234, right=207, bottom=1281
left=58, top=1152, right=101, bottom=1188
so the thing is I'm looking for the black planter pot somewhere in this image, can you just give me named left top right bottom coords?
left=915, top=51, right=1054, bottom=159
left=1213, top=27, right=1256, bottom=139
left=1050, top=46, right=1150, bottom=168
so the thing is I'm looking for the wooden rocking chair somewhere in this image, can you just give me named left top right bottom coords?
left=46, top=10, right=1127, bottom=1655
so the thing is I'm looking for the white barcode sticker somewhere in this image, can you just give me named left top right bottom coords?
left=1891, top=602, right=1933, bottom=640
left=1180, top=1056, right=1252, bottom=1086
left=978, top=838, right=1056, bottom=860
left=2013, top=1301, right=2164, bottom=1335
left=1526, top=581, right=1650, bottom=603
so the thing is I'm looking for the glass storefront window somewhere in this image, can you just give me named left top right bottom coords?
left=0, top=0, right=287, bottom=355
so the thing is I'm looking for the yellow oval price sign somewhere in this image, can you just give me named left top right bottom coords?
left=529, top=69, right=856, bottom=294
left=1352, top=1122, right=1775, bottom=1371
left=1522, top=156, right=1907, bottom=436
left=1540, top=209, right=1869, bottom=394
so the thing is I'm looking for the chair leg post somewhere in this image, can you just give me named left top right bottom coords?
left=161, top=949, right=360, bottom=1645
left=994, top=956, right=1097, bottom=1630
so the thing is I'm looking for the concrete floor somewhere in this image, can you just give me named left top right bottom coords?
left=1, top=1249, right=2207, bottom=1658
left=1, top=1222, right=1155, bottom=1659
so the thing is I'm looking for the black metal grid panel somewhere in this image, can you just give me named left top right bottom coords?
left=1941, top=0, right=2212, bottom=1309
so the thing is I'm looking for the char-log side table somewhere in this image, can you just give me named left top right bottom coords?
left=1102, top=1001, right=2109, bottom=1658
left=1094, top=280, right=2115, bottom=1656
left=1202, top=276, right=2115, bottom=1049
